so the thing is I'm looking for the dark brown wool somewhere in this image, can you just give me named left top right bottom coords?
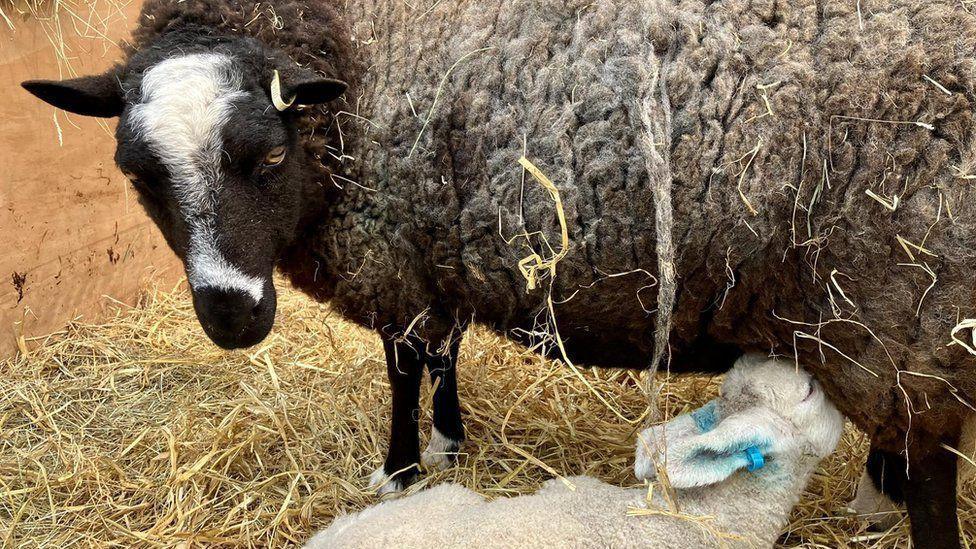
left=132, top=0, right=976, bottom=458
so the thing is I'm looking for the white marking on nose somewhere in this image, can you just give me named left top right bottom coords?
left=186, top=232, right=265, bottom=303
left=128, top=53, right=264, bottom=301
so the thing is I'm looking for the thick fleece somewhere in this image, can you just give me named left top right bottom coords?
left=106, top=0, right=976, bottom=464
left=276, top=0, right=976, bottom=453
left=305, top=356, right=844, bottom=549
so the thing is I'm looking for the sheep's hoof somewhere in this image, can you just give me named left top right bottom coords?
left=422, top=427, right=462, bottom=471
left=848, top=470, right=903, bottom=531
left=369, top=466, right=409, bottom=496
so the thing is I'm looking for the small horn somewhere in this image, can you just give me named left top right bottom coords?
left=270, top=70, right=295, bottom=111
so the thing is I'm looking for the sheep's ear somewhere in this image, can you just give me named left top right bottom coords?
left=21, top=71, right=123, bottom=118
left=270, top=67, right=347, bottom=110
left=660, top=408, right=785, bottom=489
left=287, top=77, right=347, bottom=105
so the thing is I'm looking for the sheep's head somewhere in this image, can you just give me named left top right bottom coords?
left=635, top=354, right=844, bottom=488
left=21, top=31, right=347, bottom=350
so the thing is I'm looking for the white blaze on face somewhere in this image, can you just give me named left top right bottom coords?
left=129, top=53, right=264, bottom=303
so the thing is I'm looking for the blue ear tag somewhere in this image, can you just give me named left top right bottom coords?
left=744, top=446, right=765, bottom=471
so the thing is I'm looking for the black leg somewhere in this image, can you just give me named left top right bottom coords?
left=904, top=439, right=961, bottom=549
left=424, top=337, right=464, bottom=469
left=375, top=339, right=424, bottom=493
left=866, top=448, right=907, bottom=505
left=849, top=447, right=907, bottom=531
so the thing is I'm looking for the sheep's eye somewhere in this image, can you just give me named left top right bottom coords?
left=262, top=145, right=287, bottom=167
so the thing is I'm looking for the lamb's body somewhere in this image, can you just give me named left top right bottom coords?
left=307, top=475, right=800, bottom=549
left=306, top=355, right=844, bottom=549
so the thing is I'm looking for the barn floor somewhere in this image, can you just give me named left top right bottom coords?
left=0, top=280, right=973, bottom=548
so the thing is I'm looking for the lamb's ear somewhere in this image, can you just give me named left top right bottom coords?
left=661, top=408, right=787, bottom=489
left=635, top=400, right=721, bottom=481
left=21, top=71, right=123, bottom=118
left=270, top=67, right=347, bottom=110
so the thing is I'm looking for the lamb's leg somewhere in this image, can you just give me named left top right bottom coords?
left=423, top=337, right=464, bottom=471
left=370, top=339, right=424, bottom=495
left=903, top=436, right=961, bottom=549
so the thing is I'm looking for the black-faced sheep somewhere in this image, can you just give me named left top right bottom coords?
left=305, top=356, right=844, bottom=549
left=20, top=1, right=976, bottom=546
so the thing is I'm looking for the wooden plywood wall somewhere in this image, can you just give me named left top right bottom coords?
left=0, top=1, right=179, bottom=357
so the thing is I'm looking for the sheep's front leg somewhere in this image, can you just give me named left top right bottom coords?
left=423, top=337, right=464, bottom=470
left=371, top=339, right=424, bottom=495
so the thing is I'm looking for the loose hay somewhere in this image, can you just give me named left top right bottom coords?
left=0, top=280, right=973, bottom=547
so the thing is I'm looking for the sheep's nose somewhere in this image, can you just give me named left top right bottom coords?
left=191, top=287, right=275, bottom=349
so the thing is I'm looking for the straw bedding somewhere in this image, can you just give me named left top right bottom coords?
left=0, top=280, right=972, bottom=547
left=5, top=2, right=976, bottom=544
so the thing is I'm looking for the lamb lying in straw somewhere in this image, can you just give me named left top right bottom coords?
left=305, top=354, right=844, bottom=548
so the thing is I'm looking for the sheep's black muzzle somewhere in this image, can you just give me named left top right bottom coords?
left=191, top=285, right=277, bottom=349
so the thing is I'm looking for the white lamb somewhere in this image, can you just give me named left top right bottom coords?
left=306, top=354, right=844, bottom=549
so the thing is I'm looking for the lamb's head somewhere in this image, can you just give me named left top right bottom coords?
left=719, top=354, right=844, bottom=460
left=21, top=30, right=347, bottom=349
left=635, top=354, right=844, bottom=488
